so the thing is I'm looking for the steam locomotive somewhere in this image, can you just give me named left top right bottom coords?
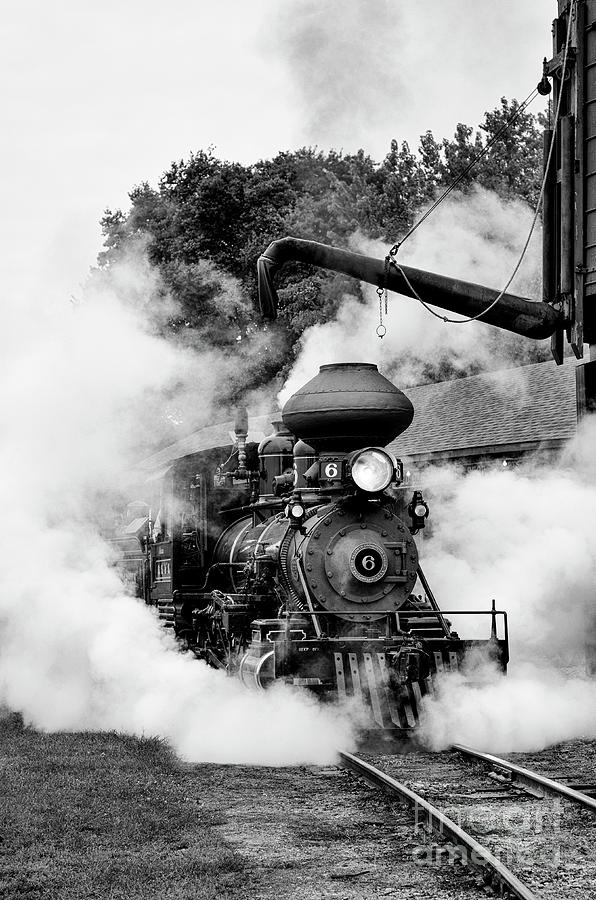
left=114, top=361, right=508, bottom=731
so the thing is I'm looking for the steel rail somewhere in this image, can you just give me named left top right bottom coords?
left=338, top=750, right=540, bottom=900
left=453, top=743, right=596, bottom=812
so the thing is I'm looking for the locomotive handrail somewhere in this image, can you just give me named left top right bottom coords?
left=295, top=557, right=323, bottom=638
left=273, top=608, right=508, bottom=614
left=257, top=237, right=562, bottom=340
left=275, top=607, right=508, bottom=639
left=426, top=609, right=509, bottom=645
left=417, top=564, right=450, bottom=636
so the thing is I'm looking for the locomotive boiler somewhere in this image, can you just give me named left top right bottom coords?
left=116, top=362, right=508, bottom=732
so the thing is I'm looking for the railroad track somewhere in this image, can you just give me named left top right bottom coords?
left=339, top=743, right=596, bottom=899
left=452, top=744, right=596, bottom=811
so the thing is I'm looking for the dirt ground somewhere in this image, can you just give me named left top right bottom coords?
left=0, top=716, right=478, bottom=900
left=4, top=713, right=595, bottom=899
left=188, top=762, right=490, bottom=900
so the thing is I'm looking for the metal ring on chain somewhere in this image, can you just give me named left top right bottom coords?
left=376, top=324, right=386, bottom=338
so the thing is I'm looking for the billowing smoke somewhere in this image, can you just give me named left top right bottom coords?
left=418, top=416, right=596, bottom=752
left=266, top=0, right=404, bottom=150
left=268, top=0, right=547, bottom=157
left=418, top=423, right=596, bottom=658
left=421, top=665, right=596, bottom=753
left=0, top=251, right=357, bottom=765
left=280, top=187, right=545, bottom=404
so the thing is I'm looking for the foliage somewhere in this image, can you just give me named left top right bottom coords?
left=96, top=97, right=546, bottom=394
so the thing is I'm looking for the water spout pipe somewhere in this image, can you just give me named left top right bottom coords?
left=258, top=237, right=562, bottom=340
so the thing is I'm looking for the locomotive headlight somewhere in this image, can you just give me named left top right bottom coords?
left=349, top=448, right=396, bottom=493
left=285, top=495, right=306, bottom=532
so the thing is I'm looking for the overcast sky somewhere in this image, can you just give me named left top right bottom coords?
left=2, top=0, right=551, bottom=297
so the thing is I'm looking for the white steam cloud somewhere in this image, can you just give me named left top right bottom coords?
left=267, top=0, right=404, bottom=150
left=421, top=665, right=596, bottom=754
left=268, top=0, right=548, bottom=158
left=280, top=187, right=545, bottom=403
left=0, top=253, right=356, bottom=765
left=418, top=417, right=596, bottom=752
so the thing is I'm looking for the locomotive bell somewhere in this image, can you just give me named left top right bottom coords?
left=282, top=363, right=414, bottom=451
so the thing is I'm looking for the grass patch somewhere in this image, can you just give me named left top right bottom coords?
left=0, top=715, right=244, bottom=899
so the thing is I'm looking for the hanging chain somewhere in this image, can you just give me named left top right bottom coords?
left=376, top=254, right=391, bottom=337
left=376, top=285, right=386, bottom=337
left=373, top=82, right=543, bottom=338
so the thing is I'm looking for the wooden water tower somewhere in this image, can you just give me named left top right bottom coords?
left=544, top=0, right=596, bottom=413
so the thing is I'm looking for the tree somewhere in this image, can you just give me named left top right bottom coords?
left=438, top=98, right=543, bottom=207
left=476, top=98, right=543, bottom=206
left=96, top=97, right=545, bottom=391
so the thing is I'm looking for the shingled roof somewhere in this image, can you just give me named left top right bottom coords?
left=387, top=359, right=578, bottom=463
left=138, top=360, right=578, bottom=473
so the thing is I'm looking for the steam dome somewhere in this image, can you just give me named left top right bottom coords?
left=281, top=363, right=414, bottom=452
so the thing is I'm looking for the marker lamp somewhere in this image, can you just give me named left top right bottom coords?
left=350, top=448, right=396, bottom=493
